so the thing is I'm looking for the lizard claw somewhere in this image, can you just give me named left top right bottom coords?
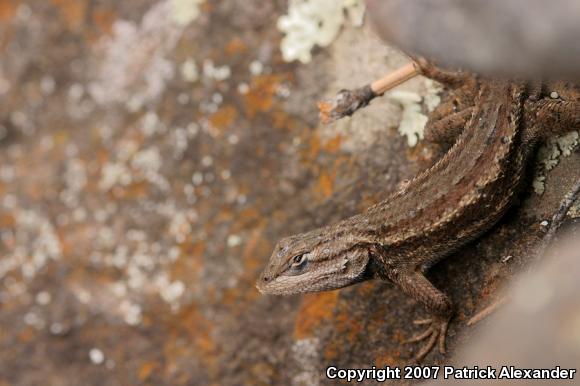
left=405, top=317, right=450, bottom=362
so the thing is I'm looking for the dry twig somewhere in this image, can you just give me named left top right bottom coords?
left=318, top=62, right=419, bottom=124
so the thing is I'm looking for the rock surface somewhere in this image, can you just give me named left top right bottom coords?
left=0, top=1, right=578, bottom=385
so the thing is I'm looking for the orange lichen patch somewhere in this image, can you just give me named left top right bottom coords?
left=181, top=240, right=206, bottom=259
left=334, top=307, right=364, bottom=344
left=209, top=105, right=239, bottom=134
left=0, top=213, right=14, bottom=228
left=224, top=37, right=247, bottom=56
left=374, top=351, right=404, bottom=368
left=355, top=280, right=376, bottom=297
left=50, top=0, right=87, bottom=31
left=243, top=74, right=288, bottom=118
left=138, top=361, right=159, bottom=381
left=293, top=291, right=339, bottom=340
left=18, top=327, right=35, bottom=343
left=169, top=304, right=217, bottom=358
left=92, top=7, right=115, bottom=36
left=111, top=181, right=150, bottom=199
left=308, top=135, right=321, bottom=160
left=0, top=0, right=19, bottom=22
left=271, top=110, right=299, bottom=131
left=236, top=207, right=261, bottom=227
left=316, top=170, right=335, bottom=199
left=242, top=226, right=266, bottom=271
left=317, top=100, right=334, bottom=125
left=323, top=135, right=342, bottom=153
left=163, top=304, right=218, bottom=380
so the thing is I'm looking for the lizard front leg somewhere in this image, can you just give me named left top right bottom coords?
left=386, top=269, right=453, bottom=362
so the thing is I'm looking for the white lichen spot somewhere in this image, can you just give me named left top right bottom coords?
left=169, top=212, right=191, bottom=243
left=201, top=155, right=213, bottom=167
left=157, top=275, right=185, bottom=305
left=35, top=291, right=52, bottom=305
left=249, top=60, right=264, bottom=75
left=24, top=311, right=45, bottom=329
left=68, top=83, right=84, bottom=101
left=227, top=234, right=242, bottom=247
left=192, top=171, right=203, bottom=185
left=181, top=58, right=199, bottom=82
left=228, top=134, right=239, bottom=145
left=89, top=348, right=105, bottom=365
left=278, top=0, right=365, bottom=63
left=291, top=338, right=321, bottom=386
left=40, top=76, right=56, bottom=95
left=49, top=323, right=64, bottom=335
left=389, top=91, right=428, bottom=147
left=423, top=79, right=443, bottom=112
left=131, top=147, right=162, bottom=175
left=202, top=59, right=231, bottom=81
left=237, top=83, right=249, bottom=94
left=0, top=210, right=62, bottom=280
left=119, top=300, right=142, bottom=326
left=170, top=0, right=205, bottom=26
left=533, top=131, right=579, bottom=194
left=177, top=93, right=190, bottom=104
left=570, top=197, right=580, bottom=218
left=140, top=111, right=161, bottom=137
left=61, top=158, right=87, bottom=207
left=89, top=0, right=188, bottom=109
left=99, top=162, right=132, bottom=191
left=171, top=127, right=189, bottom=159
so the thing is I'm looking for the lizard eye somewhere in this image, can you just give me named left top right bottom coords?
left=291, top=254, right=306, bottom=267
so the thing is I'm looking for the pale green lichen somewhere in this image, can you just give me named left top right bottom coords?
left=569, top=198, right=580, bottom=218
left=389, top=91, right=427, bottom=147
left=170, top=0, right=205, bottom=26
left=181, top=58, right=199, bottom=82
left=388, top=80, right=442, bottom=147
left=533, top=131, right=579, bottom=195
left=423, top=79, right=443, bottom=112
left=278, top=0, right=365, bottom=63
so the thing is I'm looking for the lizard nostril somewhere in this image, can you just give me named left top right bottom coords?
left=263, top=276, right=269, bottom=282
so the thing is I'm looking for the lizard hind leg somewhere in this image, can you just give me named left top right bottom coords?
left=386, top=270, right=454, bottom=362
left=405, top=316, right=450, bottom=362
left=411, top=56, right=469, bottom=89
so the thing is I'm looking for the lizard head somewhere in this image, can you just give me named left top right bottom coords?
left=256, top=226, right=371, bottom=295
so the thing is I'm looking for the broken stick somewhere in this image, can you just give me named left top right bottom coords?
left=318, top=61, right=420, bottom=124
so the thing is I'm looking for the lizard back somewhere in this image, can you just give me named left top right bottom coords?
left=352, top=81, right=535, bottom=268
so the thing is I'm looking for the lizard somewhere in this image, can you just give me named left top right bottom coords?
left=256, top=59, right=580, bottom=361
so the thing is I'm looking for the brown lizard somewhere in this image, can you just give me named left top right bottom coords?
left=256, top=59, right=580, bottom=361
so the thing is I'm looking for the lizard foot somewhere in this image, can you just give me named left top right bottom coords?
left=404, top=317, right=449, bottom=362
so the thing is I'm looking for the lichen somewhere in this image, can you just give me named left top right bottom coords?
left=170, top=0, right=205, bottom=26
left=533, top=131, right=579, bottom=194
left=277, top=0, right=365, bottom=63
left=388, top=91, right=428, bottom=147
